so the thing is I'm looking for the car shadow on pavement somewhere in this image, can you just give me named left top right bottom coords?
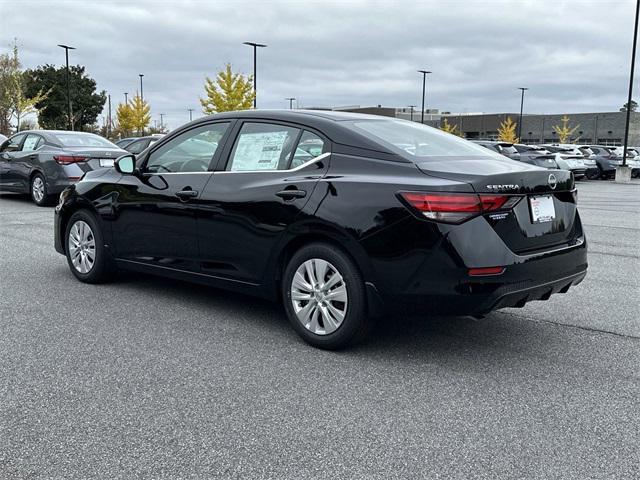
left=108, top=269, right=543, bottom=363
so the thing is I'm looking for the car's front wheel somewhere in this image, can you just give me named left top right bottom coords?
left=282, top=243, right=370, bottom=350
left=65, top=210, right=113, bottom=283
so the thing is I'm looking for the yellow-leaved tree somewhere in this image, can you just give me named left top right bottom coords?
left=553, top=115, right=580, bottom=143
left=116, top=102, right=135, bottom=137
left=129, top=94, right=151, bottom=135
left=497, top=117, right=519, bottom=143
left=200, top=64, right=255, bottom=114
left=440, top=118, right=461, bottom=136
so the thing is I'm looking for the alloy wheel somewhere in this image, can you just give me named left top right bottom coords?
left=68, top=220, right=96, bottom=274
left=290, top=258, right=348, bottom=335
left=32, top=177, right=45, bottom=203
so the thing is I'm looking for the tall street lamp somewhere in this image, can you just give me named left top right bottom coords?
left=418, top=70, right=431, bottom=124
left=517, top=87, right=529, bottom=141
left=188, top=108, right=194, bottom=121
left=243, top=41, right=267, bottom=108
left=408, top=105, right=416, bottom=122
left=57, top=44, right=76, bottom=130
left=124, top=92, right=128, bottom=104
left=139, top=74, right=144, bottom=102
left=620, top=0, right=639, bottom=178
left=159, top=113, right=165, bottom=128
left=285, top=97, right=296, bottom=109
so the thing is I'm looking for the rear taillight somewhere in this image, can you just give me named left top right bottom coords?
left=399, top=192, right=521, bottom=224
left=54, top=155, right=88, bottom=165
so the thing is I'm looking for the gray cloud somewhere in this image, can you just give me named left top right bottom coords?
left=0, top=0, right=637, bottom=130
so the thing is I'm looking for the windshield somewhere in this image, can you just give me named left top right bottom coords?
left=53, top=133, right=116, bottom=148
left=349, top=119, right=502, bottom=161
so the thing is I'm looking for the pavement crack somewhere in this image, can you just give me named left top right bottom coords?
left=501, top=310, right=640, bottom=341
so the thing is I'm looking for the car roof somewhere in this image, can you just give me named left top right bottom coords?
left=178, top=109, right=410, bottom=160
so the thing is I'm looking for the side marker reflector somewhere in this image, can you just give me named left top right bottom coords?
left=468, top=267, right=505, bottom=276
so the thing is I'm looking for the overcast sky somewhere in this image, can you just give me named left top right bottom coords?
left=1, top=0, right=637, bottom=129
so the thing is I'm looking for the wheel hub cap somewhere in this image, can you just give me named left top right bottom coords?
left=32, top=177, right=44, bottom=202
left=291, top=258, right=348, bottom=335
left=68, top=220, right=96, bottom=274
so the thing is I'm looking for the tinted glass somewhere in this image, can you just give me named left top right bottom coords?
left=227, top=123, right=301, bottom=171
left=350, top=119, right=500, bottom=160
left=498, top=145, right=518, bottom=154
left=53, top=133, right=116, bottom=148
left=1, top=133, right=26, bottom=152
left=290, top=131, right=326, bottom=168
left=146, top=122, right=228, bottom=173
left=22, top=134, right=42, bottom=151
left=126, top=139, right=149, bottom=154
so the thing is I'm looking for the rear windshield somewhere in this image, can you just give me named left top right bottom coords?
left=497, top=144, right=517, bottom=154
left=348, top=119, right=501, bottom=161
left=53, top=133, right=116, bottom=148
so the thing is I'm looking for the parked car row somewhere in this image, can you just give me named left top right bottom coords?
left=472, top=140, right=640, bottom=180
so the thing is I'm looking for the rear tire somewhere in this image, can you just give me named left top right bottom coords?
left=282, top=243, right=370, bottom=350
left=64, top=210, right=114, bottom=284
left=31, top=173, right=54, bottom=206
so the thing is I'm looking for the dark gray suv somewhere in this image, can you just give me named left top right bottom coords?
left=0, top=130, right=126, bottom=205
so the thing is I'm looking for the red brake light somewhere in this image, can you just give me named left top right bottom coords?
left=54, top=155, right=88, bottom=165
left=399, top=192, right=520, bottom=224
left=468, top=266, right=505, bottom=276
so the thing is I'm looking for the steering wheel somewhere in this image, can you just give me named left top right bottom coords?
left=181, top=158, right=209, bottom=172
left=152, top=164, right=172, bottom=173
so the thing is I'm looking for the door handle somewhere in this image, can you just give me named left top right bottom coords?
left=175, top=189, right=199, bottom=200
left=276, top=189, right=307, bottom=200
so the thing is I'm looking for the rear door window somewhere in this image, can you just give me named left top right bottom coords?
left=21, top=134, right=42, bottom=152
left=227, top=122, right=301, bottom=171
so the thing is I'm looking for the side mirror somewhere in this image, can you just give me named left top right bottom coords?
left=114, top=154, right=135, bottom=174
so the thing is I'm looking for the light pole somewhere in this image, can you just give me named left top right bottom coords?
left=418, top=70, right=431, bottom=124
left=139, top=74, right=144, bottom=102
left=517, top=87, right=529, bottom=141
left=124, top=92, right=128, bottom=104
left=243, top=41, right=267, bottom=108
left=285, top=97, right=296, bottom=109
left=57, top=44, right=76, bottom=130
left=159, top=113, right=165, bottom=129
left=188, top=109, right=194, bottom=121
left=408, top=105, right=416, bottom=122
left=620, top=0, right=639, bottom=177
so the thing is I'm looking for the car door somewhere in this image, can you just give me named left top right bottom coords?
left=110, top=121, right=232, bottom=272
left=13, top=133, right=44, bottom=191
left=198, top=120, right=330, bottom=284
left=0, top=133, right=27, bottom=190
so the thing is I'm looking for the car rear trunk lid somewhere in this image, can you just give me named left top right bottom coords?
left=415, top=157, right=581, bottom=254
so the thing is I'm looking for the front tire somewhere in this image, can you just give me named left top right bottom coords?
left=64, top=210, right=113, bottom=283
left=282, top=243, right=369, bottom=350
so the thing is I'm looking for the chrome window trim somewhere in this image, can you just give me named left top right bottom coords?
left=215, top=152, right=330, bottom=174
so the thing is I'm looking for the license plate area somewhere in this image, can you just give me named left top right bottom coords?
left=99, top=159, right=115, bottom=167
left=529, top=195, right=555, bottom=223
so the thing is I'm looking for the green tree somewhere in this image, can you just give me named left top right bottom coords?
left=553, top=115, right=580, bottom=143
left=620, top=100, right=637, bottom=112
left=23, top=64, right=106, bottom=130
left=200, top=63, right=255, bottom=114
left=129, top=94, right=151, bottom=135
left=0, top=42, right=22, bottom=135
left=497, top=116, right=519, bottom=143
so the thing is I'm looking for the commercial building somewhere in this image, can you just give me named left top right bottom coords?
left=317, top=106, right=639, bottom=146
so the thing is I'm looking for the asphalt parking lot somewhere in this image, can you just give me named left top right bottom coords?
left=1, top=180, right=638, bottom=479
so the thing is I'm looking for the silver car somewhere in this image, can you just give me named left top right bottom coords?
left=0, top=130, right=127, bottom=205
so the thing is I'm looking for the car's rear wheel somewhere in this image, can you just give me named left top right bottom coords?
left=31, top=173, right=53, bottom=206
left=65, top=210, right=113, bottom=283
left=282, top=243, right=369, bottom=350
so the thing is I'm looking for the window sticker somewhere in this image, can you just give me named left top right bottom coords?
left=232, top=131, right=289, bottom=171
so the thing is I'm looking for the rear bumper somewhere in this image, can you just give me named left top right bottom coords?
left=380, top=239, right=587, bottom=317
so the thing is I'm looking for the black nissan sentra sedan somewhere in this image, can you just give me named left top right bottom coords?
left=54, top=110, right=587, bottom=349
